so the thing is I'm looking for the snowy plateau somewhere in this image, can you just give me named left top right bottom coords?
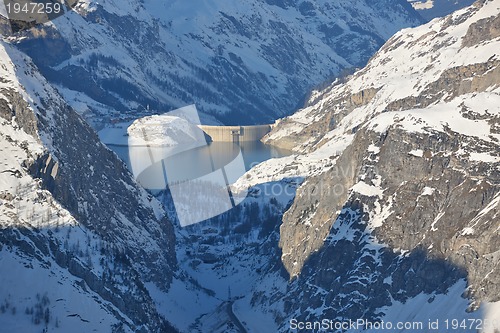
left=0, top=0, right=499, bottom=333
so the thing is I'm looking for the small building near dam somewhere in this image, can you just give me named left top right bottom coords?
left=198, top=124, right=272, bottom=143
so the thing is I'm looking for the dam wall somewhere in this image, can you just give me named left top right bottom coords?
left=198, top=124, right=272, bottom=143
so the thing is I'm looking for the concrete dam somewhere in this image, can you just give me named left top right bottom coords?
left=198, top=124, right=272, bottom=143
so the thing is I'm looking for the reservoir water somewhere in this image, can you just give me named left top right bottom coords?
left=107, top=140, right=292, bottom=187
left=99, top=109, right=292, bottom=225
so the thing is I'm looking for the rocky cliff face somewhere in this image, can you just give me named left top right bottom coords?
left=3, top=0, right=422, bottom=126
left=0, top=40, right=178, bottom=332
left=252, top=0, right=500, bottom=330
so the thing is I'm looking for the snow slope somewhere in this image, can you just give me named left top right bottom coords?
left=265, top=0, right=500, bottom=152
left=0, top=115, right=136, bottom=332
left=0, top=39, right=178, bottom=332
left=239, top=1, right=500, bottom=331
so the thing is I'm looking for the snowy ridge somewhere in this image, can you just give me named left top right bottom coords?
left=8, top=0, right=422, bottom=126
left=265, top=0, right=500, bottom=152
left=241, top=1, right=500, bottom=331
left=0, top=39, right=178, bottom=332
left=0, top=100, right=137, bottom=332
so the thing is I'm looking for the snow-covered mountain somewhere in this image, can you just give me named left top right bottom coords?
left=0, top=40, right=179, bottom=332
left=228, top=0, right=500, bottom=331
left=1, top=0, right=499, bottom=332
left=2, top=0, right=422, bottom=126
